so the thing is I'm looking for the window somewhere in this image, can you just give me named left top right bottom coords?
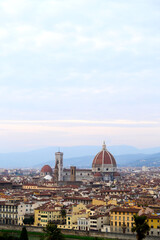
left=115, top=222, right=117, bottom=226
left=115, top=216, right=117, bottom=220
left=119, top=217, right=121, bottom=220
left=119, top=222, right=121, bottom=226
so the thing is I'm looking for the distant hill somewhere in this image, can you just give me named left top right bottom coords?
left=125, top=152, right=160, bottom=167
left=0, top=145, right=160, bottom=168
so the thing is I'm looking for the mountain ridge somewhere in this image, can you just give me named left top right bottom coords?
left=0, top=145, right=160, bottom=168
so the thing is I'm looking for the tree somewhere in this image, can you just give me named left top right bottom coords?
left=60, top=208, right=66, bottom=224
left=23, top=215, right=34, bottom=225
left=20, top=226, right=29, bottom=240
left=132, top=215, right=150, bottom=240
left=43, top=222, right=64, bottom=240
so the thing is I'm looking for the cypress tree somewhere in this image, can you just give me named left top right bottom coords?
left=20, top=226, right=28, bottom=240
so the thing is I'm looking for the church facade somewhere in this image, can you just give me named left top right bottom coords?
left=53, top=142, right=119, bottom=182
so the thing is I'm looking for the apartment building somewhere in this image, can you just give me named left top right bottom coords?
left=110, top=207, right=140, bottom=233
left=0, top=200, right=19, bottom=225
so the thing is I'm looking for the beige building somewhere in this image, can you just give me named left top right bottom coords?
left=18, top=201, right=45, bottom=225
left=0, top=200, right=19, bottom=225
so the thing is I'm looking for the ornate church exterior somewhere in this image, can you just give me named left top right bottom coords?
left=41, top=142, right=119, bottom=182
left=53, top=142, right=119, bottom=182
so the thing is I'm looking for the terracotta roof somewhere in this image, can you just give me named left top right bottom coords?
left=110, top=207, right=140, bottom=213
left=92, top=150, right=116, bottom=167
left=41, top=165, right=52, bottom=173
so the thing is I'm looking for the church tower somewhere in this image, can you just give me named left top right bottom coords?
left=55, top=151, right=63, bottom=181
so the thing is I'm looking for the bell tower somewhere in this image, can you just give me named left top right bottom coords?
left=55, top=151, right=63, bottom=181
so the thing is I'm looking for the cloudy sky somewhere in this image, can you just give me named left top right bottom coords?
left=0, top=0, right=160, bottom=152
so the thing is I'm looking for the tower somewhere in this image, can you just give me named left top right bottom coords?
left=70, top=166, right=76, bottom=182
left=55, top=151, right=63, bottom=181
left=54, top=161, right=58, bottom=182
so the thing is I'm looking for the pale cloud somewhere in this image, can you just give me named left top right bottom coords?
left=0, top=0, right=28, bottom=15
left=0, top=0, right=160, bottom=150
left=0, top=121, right=160, bottom=152
left=0, top=119, right=159, bottom=126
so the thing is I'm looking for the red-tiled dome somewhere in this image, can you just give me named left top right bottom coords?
left=41, top=165, right=52, bottom=173
left=92, top=142, right=116, bottom=168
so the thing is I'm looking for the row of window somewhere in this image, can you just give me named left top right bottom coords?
left=41, top=219, right=48, bottom=222
left=0, top=214, right=17, bottom=218
left=78, top=221, right=88, bottom=225
left=150, top=219, right=160, bottom=223
left=151, top=226, right=160, bottom=229
left=113, top=216, right=133, bottom=221
left=114, top=222, right=134, bottom=227
left=114, top=212, right=130, bottom=215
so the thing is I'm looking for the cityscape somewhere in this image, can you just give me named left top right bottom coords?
left=0, top=142, right=160, bottom=239
left=0, top=0, right=160, bottom=239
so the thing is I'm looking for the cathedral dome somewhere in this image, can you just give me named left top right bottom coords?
left=92, top=142, right=117, bottom=171
left=41, top=165, right=52, bottom=173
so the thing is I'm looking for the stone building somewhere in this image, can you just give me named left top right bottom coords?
left=53, top=141, right=119, bottom=182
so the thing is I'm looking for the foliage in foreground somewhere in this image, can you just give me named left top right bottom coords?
left=132, top=215, right=150, bottom=240
left=0, top=231, right=19, bottom=240
left=43, top=222, right=64, bottom=240
left=20, top=226, right=29, bottom=240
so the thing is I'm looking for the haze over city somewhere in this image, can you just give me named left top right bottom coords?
left=0, top=0, right=160, bottom=152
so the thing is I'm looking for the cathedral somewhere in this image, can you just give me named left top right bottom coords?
left=53, top=142, right=119, bottom=182
left=41, top=142, right=119, bottom=182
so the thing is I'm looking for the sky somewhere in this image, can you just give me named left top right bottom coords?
left=0, top=0, right=160, bottom=152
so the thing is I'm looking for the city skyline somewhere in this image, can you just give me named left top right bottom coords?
left=0, top=0, right=160, bottom=151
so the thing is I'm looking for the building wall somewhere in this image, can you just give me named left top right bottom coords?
left=63, top=169, right=93, bottom=181
left=92, top=199, right=106, bottom=206
left=110, top=209, right=139, bottom=233
left=148, top=216, right=160, bottom=237
left=34, top=208, right=64, bottom=227
left=18, top=202, right=44, bottom=225
left=0, top=202, right=18, bottom=225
